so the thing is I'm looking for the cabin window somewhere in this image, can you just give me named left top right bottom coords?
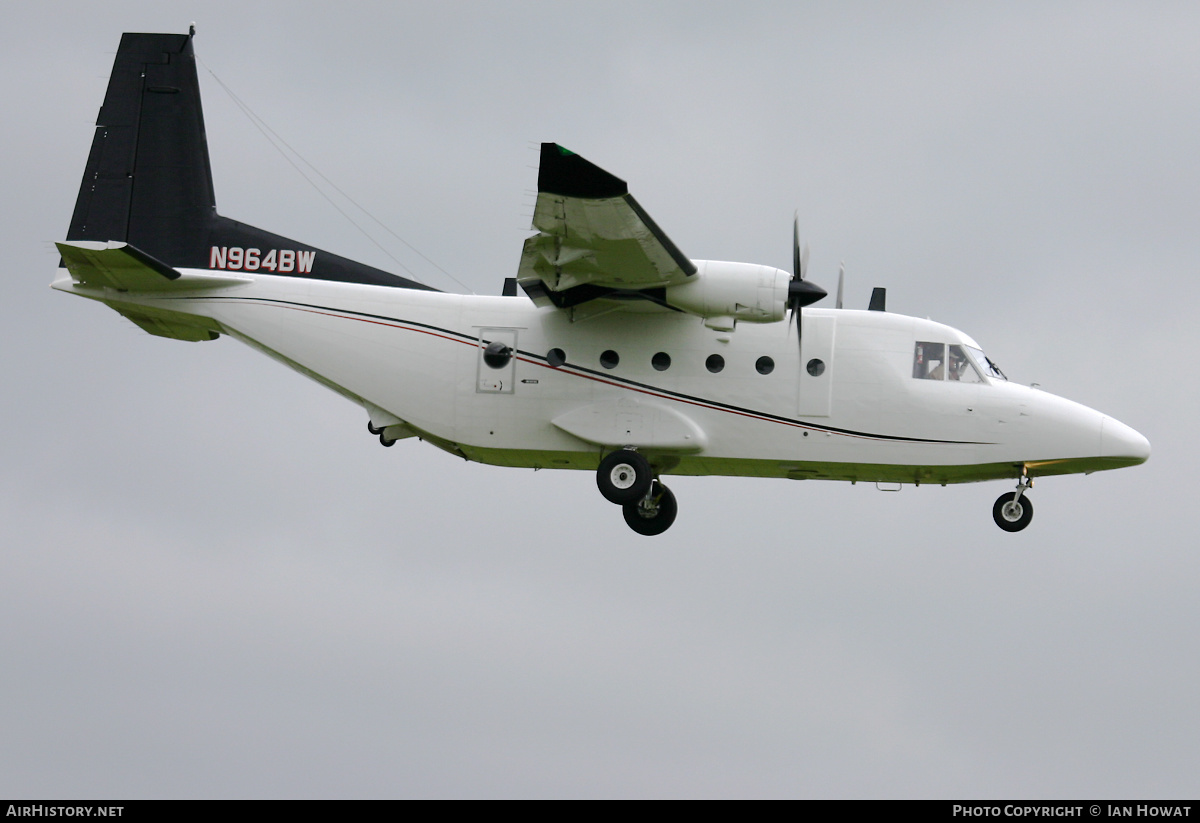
left=600, top=350, right=619, bottom=369
left=913, top=342, right=945, bottom=379
left=756, top=356, right=775, bottom=375
left=546, top=348, right=566, bottom=367
left=806, top=358, right=825, bottom=377
left=652, top=352, right=671, bottom=371
left=706, top=354, right=725, bottom=373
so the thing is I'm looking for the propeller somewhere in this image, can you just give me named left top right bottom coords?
left=787, top=215, right=828, bottom=348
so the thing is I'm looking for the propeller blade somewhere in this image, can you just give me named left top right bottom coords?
left=787, top=216, right=825, bottom=351
left=793, top=214, right=801, bottom=280
left=788, top=277, right=826, bottom=351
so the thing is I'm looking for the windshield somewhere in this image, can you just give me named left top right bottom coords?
left=964, top=345, right=1007, bottom=380
left=914, top=342, right=1006, bottom=382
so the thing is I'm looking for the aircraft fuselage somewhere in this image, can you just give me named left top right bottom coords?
left=52, top=266, right=1149, bottom=487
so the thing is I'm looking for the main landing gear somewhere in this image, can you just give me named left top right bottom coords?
left=993, top=476, right=1034, bottom=532
left=623, top=480, right=678, bottom=536
left=368, top=420, right=397, bottom=447
left=597, top=448, right=678, bottom=536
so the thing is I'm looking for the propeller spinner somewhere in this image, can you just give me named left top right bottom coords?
left=787, top=216, right=828, bottom=343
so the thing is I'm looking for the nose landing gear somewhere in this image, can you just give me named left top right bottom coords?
left=993, top=475, right=1034, bottom=532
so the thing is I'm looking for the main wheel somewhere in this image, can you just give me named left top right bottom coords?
left=596, top=449, right=652, bottom=505
left=379, top=433, right=396, bottom=447
left=993, top=491, right=1033, bottom=532
left=623, top=482, right=678, bottom=536
left=367, top=421, right=382, bottom=435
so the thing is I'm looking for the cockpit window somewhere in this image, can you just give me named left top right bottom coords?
left=913, top=342, right=945, bottom=380
left=963, top=345, right=1007, bottom=380
left=947, top=345, right=983, bottom=383
left=915, top=342, right=993, bottom=382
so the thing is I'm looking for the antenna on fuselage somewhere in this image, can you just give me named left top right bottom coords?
left=836, top=262, right=844, bottom=309
left=869, top=287, right=886, bottom=312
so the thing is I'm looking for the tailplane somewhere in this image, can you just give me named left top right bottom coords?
left=67, top=30, right=434, bottom=291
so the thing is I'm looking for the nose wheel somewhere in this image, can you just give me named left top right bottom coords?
left=993, top=478, right=1034, bottom=532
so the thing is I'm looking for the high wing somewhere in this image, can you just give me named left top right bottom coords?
left=516, top=143, right=698, bottom=309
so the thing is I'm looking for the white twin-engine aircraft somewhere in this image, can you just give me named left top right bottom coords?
left=55, top=31, right=1149, bottom=536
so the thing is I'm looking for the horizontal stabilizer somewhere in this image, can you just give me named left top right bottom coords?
left=114, top=307, right=219, bottom=341
left=56, top=241, right=251, bottom=291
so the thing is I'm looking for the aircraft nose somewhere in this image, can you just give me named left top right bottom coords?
left=1100, top=416, right=1151, bottom=465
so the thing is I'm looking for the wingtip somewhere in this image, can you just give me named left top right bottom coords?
left=537, top=143, right=628, bottom=199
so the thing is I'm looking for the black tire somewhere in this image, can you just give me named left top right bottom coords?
left=379, top=433, right=396, bottom=447
left=993, top=491, right=1033, bottom=532
left=623, top=482, right=678, bottom=536
left=596, top=449, right=652, bottom=505
left=368, top=421, right=382, bottom=435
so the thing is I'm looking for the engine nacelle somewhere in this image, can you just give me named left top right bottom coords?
left=664, top=260, right=790, bottom=330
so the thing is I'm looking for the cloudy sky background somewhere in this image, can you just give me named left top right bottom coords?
left=2, top=0, right=1197, bottom=798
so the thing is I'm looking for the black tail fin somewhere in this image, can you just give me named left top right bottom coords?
left=67, top=31, right=435, bottom=291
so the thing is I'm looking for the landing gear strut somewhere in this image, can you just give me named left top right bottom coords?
left=993, top=475, right=1034, bottom=532
left=623, top=480, right=678, bottom=536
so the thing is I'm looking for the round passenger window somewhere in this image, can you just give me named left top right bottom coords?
left=807, top=358, right=825, bottom=377
left=546, top=348, right=566, bottom=367
left=600, top=350, right=619, bottom=369
left=652, top=352, right=671, bottom=371
left=705, top=354, right=725, bottom=373
left=483, top=340, right=513, bottom=369
left=756, top=356, right=775, bottom=375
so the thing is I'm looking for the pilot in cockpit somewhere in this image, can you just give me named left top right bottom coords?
left=914, top=342, right=984, bottom=382
left=948, top=345, right=983, bottom=383
left=948, top=346, right=968, bottom=381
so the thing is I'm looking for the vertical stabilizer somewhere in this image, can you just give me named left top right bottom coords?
left=67, top=31, right=434, bottom=291
left=69, top=32, right=215, bottom=265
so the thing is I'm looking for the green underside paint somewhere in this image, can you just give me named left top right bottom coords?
left=452, top=444, right=1142, bottom=485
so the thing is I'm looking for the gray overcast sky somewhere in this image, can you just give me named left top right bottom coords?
left=2, top=0, right=1197, bottom=798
